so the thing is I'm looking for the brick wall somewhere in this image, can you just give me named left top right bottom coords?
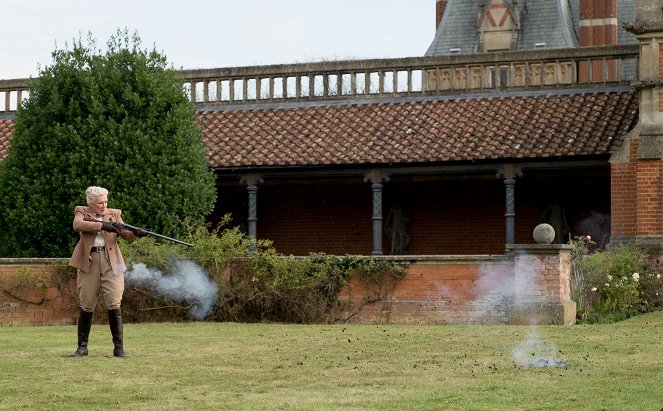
left=612, top=134, right=663, bottom=241
left=258, top=182, right=373, bottom=255
left=611, top=138, right=638, bottom=238
left=436, top=0, right=448, bottom=30
left=636, top=159, right=663, bottom=235
left=578, top=0, right=618, bottom=82
left=579, top=0, right=617, bottom=47
left=338, top=245, right=576, bottom=325
left=2, top=246, right=575, bottom=326
left=0, top=260, right=77, bottom=326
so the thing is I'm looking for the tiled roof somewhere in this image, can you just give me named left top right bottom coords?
left=0, top=92, right=639, bottom=168
left=200, top=92, right=638, bottom=169
left=0, top=119, right=13, bottom=160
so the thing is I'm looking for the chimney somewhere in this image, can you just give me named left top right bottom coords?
left=579, top=0, right=618, bottom=46
left=436, top=0, right=448, bottom=30
left=578, top=1, right=618, bottom=82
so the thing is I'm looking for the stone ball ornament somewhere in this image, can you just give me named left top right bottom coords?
left=533, top=223, right=555, bottom=244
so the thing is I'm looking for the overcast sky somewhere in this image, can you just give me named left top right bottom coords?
left=1, top=0, right=436, bottom=80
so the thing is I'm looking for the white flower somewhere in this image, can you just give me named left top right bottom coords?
left=632, top=273, right=640, bottom=281
left=657, top=274, right=661, bottom=280
left=607, top=275, right=612, bottom=281
left=605, top=283, right=610, bottom=287
left=586, top=235, right=592, bottom=241
left=591, top=287, right=597, bottom=292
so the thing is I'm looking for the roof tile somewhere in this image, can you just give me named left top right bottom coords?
left=0, top=119, right=14, bottom=160
left=0, top=92, right=639, bottom=168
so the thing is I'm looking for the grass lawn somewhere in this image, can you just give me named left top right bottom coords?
left=1, top=311, right=662, bottom=410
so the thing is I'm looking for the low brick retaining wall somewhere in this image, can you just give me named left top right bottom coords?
left=0, top=258, right=77, bottom=326
left=338, top=244, right=576, bottom=325
left=0, top=244, right=576, bottom=326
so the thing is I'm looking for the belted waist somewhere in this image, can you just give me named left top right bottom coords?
left=90, top=246, right=106, bottom=253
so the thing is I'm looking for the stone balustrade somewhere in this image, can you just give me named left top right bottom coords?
left=0, top=78, right=29, bottom=115
left=0, top=44, right=639, bottom=115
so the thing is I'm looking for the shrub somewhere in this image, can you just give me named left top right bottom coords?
left=119, top=217, right=406, bottom=323
left=571, top=236, right=663, bottom=323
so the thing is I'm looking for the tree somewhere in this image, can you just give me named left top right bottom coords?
left=0, top=29, right=216, bottom=257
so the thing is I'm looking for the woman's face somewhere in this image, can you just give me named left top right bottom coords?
left=89, top=194, right=108, bottom=217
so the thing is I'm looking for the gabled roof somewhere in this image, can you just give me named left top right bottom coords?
left=0, top=91, right=639, bottom=169
left=199, top=91, right=638, bottom=169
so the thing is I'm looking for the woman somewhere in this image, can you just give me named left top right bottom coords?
left=68, top=186, right=146, bottom=357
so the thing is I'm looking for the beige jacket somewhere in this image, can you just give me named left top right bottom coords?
left=68, top=206, right=137, bottom=275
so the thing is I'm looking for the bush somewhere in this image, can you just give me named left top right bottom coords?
left=119, top=216, right=406, bottom=323
left=0, top=29, right=215, bottom=257
left=571, top=236, right=663, bottom=323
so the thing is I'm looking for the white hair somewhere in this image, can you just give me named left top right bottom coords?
left=85, top=186, right=109, bottom=205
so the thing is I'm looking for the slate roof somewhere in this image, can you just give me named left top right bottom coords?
left=0, top=92, right=639, bottom=169
left=518, top=0, right=578, bottom=49
left=426, top=0, right=637, bottom=56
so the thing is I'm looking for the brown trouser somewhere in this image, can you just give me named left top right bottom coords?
left=77, top=251, right=124, bottom=311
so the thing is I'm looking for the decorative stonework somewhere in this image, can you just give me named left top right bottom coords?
left=477, top=0, right=519, bottom=52
left=631, top=79, right=663, bottom=90
left=533, top=223, right=555, bottom=244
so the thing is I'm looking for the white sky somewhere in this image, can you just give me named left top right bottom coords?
left=1, top=0, right=436, bottom=80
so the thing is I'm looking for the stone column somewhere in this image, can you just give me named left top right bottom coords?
left=365, top=170, right=389, bottom=256
left=247, top=185, right=258, bottom=250
left=371, top=182, right=383, bottom=255
left=504, top=177, right=516, bottom=245
left=499, top=166, right=522, bottom=246
left=240, top=174, right=263, bottom=252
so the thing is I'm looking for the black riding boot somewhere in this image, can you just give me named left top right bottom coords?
left=108, top=309, right=126, bottom=357
left=71, top=309, right=93, bottom=357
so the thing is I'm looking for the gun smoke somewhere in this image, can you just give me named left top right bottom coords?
left=125, top=260, right=218, bottom=319
left=511, top=327, right=566, bottom=368
left=575, top=210, right=610, bottom=246
left=471, top=257, right=567, bottom=368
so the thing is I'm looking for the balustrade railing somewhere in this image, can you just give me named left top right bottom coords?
left=0, top=45, right=639, bottom=115
left=0, top=79, right=29, bottom=115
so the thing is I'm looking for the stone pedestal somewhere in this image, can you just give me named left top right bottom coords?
left=505, top=244, right=576, bottom=325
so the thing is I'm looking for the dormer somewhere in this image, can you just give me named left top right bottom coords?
left=477, top=0, right=520, bottom=52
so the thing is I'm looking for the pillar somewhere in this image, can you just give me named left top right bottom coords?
left=371, top=182, right=383, bottom=255
left=365, top=170, right=389, bottom=256
left=615, top=2, right=663, bottom=254
left=240, top=174, right=263, bottom=252
left=504, top=177, right=516, bottom=245
left=506, top=244, right=577, bottom=325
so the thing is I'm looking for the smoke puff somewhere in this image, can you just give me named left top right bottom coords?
left=576, top=210, right=610, bottom=245
left=512, top=327, right=566, bottom=368
left=475, top=259, right=566, bottom=367
left=125, top=260, right=219, bottom=319
left=476, top=267, right=515, bottom=299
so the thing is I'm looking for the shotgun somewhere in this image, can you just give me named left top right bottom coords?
left=85, top=218, right=194, bottom=247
